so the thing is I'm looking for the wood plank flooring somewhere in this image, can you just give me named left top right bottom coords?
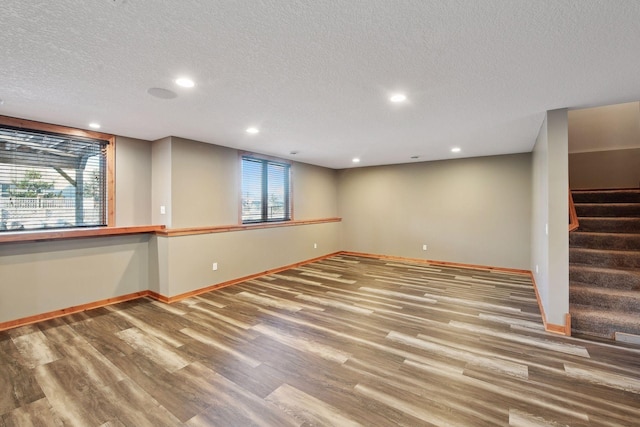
left=1, top=255, right=639, bottom=426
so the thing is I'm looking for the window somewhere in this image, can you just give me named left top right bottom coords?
left=0, top=116, right=114, bottom=232
left=241, top=155, right=291, bottom=223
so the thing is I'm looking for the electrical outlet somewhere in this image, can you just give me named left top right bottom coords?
left=422, top=244, right=427, bottom=251
left=314, top=243, right=317, bottom=249
left=212, top=262, right=218, bottom=271
left=160, top=205, right=166, bottom=215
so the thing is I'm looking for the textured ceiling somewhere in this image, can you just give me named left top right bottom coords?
left=1, top=0, right=640, bottom=169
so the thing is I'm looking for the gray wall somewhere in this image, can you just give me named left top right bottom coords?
left=1, top=135, right=341, bottom=323
left=149, top=136, right=341, bottom=298
left=531, top=109, right=569, bottom=326
left=171, top=137, right=239, bottom=228
left=569, top=148, right=640, bottom=189
left=568, top=101, right=639, bottom=153
left=292, top=162, right=338, bottom=220
left=151, top=137, right=172, bottom=226
left=0, top=235, right=150, bottom=324
left=337, top=153, right=532, bottom=270
left=161, top=222, right=340, bottom=297
left=115, top=136, right=152, bottom=226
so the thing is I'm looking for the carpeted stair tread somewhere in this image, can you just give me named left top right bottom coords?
left=569, top=188, right=640, bottom=340
left=570, top=282, right=640, bottom=311
left=569, top=247, right=640, bottom=269
left=569, top=265, right=640, bottom=290
left=575, top=203, right=640, bottom=217
left=570, top=303, right=640, bottom=339
left=569, top=232, right=640, bottom=250
left=577, top=217, right=640, bottom=233
left=572, top=189, right=640, bottom=204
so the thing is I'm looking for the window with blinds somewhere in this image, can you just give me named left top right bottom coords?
left=0, top=124, right=110, bottom=232
left=241, top=155, right=291, bottom=223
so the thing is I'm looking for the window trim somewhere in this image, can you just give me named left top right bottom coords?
left=0, top=115, right=115, bottom=228
left=239, top=152, right=293, bottom=224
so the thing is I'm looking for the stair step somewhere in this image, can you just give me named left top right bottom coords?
left=572, top=189, right=640, bottom=204
left=569, top=265, right=640, bottom=290
left=577, top=217, right=640, bottom=233
left=570, top=282, right=640, bottom=311
left=569, top=232, right=640, bottom=250
left=575, top=203, right=640, bottom=217
left=570, top=303, right=640, bottom=339
left=569, top=247, right=640, bottom=269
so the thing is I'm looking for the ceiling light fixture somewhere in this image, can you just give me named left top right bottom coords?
left=147, top=87, right=178, bottom=99
left=352, top=158, right=361, bottom=163
left=175, top=77, right=195, bottom=88
left=390, top=93, right=407, bottom=103
left=451, top=147, right=461, bottom=153
left=89, top=123, right=101, bottom=129
left=246, top=127, right=259, bottom=134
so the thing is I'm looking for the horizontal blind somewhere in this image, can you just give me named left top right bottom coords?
left=241, top=155, right=291, bottom=223
left=0, top=126, right=108, bottom=232
left=266, top=162, right=289, bottom=221
left=241, top=157, right=264, bottom=222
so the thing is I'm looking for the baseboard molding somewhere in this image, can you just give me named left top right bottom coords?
left=1, top=251, right=569, bottom=336
left=339, top=251, right=532, bottom=275
left=0, top=252, right=342, bottom=331
left=149, top=252, right=342, bottom=304
left=529, top=273, right=571, bottom=336
left=0, top=291, right=150, bottom=332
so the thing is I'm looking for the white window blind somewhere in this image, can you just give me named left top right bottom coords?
left=0, top=126, right=108, bottom=231
left=241, top=155, right=291, bottom=223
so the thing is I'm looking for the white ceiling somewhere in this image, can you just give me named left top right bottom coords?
left=2, top=1, right=640, bottom=169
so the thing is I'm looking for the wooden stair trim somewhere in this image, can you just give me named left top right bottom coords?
left=569, top=188, right=579, bottom=232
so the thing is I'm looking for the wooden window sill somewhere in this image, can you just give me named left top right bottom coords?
left=157, top=217, right=341, bottom=237
left=0, top=225, right=166, bottom=244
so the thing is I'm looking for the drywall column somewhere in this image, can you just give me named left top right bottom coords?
left=151, top=137, right=172, bottom=227
left=531, top=109, right=569, bottom=328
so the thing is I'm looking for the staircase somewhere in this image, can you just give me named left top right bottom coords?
left=569, top=189, right=640, bottom=340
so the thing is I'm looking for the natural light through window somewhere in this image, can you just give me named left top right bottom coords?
left=241, top=155, right=291, bottom=224
left=0, top=121, right=112, bottom=232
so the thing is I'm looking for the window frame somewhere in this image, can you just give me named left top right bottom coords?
left=240, top=153, right=292, bottom=224
left=0, top=115, right=115, bottom=230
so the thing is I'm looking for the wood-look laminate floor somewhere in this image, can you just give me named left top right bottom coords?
left=1, top=255, right=640, bottom=426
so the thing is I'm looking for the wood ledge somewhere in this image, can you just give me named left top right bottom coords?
left=157, top=217, right=342, bottom=237
left=0, top=225, right=166, bottom=244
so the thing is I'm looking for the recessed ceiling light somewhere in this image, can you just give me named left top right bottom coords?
left=246, top=127, right=259, bottom=134
left=89, top=123, right=101, bottom=129
left=390, top=93, right=407, bottom=103
left=352, top=158, right=361, bottom=163
left=175, top=77, right=195, bottom=88
left=451, top=147, right=461, bottom=153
